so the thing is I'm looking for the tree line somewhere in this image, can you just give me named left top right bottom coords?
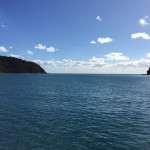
left=0, top=56, right=46, bottom=73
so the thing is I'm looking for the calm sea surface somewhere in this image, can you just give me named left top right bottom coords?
left=0, top=74, right=150, bottom=150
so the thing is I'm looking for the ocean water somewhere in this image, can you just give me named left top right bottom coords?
left=0, top=74, right=150, bottom=150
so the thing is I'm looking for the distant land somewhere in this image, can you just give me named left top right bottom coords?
left=0, top=56, right=46, bottom=73
left=147, top=68, right=150, bottom=75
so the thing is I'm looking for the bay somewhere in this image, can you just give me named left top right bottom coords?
left=0, top=74, right=150, bottom=150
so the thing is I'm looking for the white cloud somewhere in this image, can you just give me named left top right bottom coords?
left=1, top=24, right=8, bottom=28
left=26, top=50, right=34, bottom=55
left=46, top=47, right=56, bottom=52
left=147, top=53, right=150, bottom=58
left=33, top=55, right=150, bottom=74
left=34, top=60, right=59, bottom=66
left=96, top=16, right=102, bottom=21
left=90, top=40, right=96, bottom=44
left=97, top=37, right=112, bottom=44
left=0, top=22, right=8, bottom=28
left=31, top=51, right=150, bottom=74
left=145, top=15, right=149, bottom=19
left=0, top=46, right=8, bottom=52
left=35, top=44, right=57, bottom=53
left=131, top=32, right=150, bottom=40
left=62, top=57, right=106, bottom=67
left=104, top=52, right=129, bottom=61
left=113, top=59, right=150, bottom=68
left=139, top=18, right=148, bottom=26
left=34, top=57, right=106, bottom=68
left=35, top=44, right=46, bottom=50
left=9, top=54, right=20, bottom=58
left=139, top=16, right=149, bottom=26
left=89, top=56, right=105, bottom=63
left=9, top=46, right=13, bottom=49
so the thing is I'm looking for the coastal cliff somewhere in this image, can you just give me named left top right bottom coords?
left=0, top=56, right=46, bottom=73
left=147, top=68, right=150, bottom=75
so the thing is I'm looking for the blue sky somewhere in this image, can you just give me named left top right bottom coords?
left=0, top=0, right=150, bottom=73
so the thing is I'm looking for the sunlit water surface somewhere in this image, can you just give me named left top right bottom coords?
left=0, top=74, right=150, bottom=150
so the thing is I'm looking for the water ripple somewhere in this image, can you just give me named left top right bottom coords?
left=0, top=74, right=150, bottom=149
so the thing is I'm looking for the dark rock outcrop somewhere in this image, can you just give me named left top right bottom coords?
left=0, top=56, right=46, bottom=73
left=147, top=68, right=150, bottom=75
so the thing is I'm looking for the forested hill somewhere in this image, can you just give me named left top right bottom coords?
left=0, top=56, right=46, bottom=73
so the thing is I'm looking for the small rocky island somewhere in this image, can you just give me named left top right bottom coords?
left=147, top=67, right=150, bottom=75
left=0, top=56, right=46, bottom=73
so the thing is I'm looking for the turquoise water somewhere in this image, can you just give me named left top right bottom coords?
left=0, top=74, right=150, bottom=150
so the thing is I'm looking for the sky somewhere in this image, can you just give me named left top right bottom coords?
left=0, top=0, right=150, bottom=74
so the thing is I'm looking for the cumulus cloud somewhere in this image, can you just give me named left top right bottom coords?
left=34, top=56, right=106, bottom=70
left=35, top=44, right=57, bottom=52
left=33, top=55, right=150, bottom=74
left=35, top=53, right=129, bottom=70
left=35, top=44, right=46, bottom=50
left=139, top=19, right=148, bottom=26
left=97, top=37, right=112, bottom=44
left=89, top=56, right=105, bottom=63
left=9, top=54, right=20, bottom=58
left=26, top=50, right=34, bottom=55
left=113, top=59, right=150, bottom=68
left=139, top=16, right=149, bottom=26
left=35, top=58, right=96, bottom=67
left=104, top=52, right=129, bottom=61
left=90, top=40, right=96, bottom=44
left=131, top=32, right=150, bottom=40
left=34, top=59, right=60, bottom=66
left=46, top=47, right=56, bottom=52
left=0, top=46, right=8, bottom=52
left=147, top=53, right=150, bottom=58
left=96, top=16, right=102, bottom=21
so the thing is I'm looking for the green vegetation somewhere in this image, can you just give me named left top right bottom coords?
left=0, top=56, right=46, bottom=73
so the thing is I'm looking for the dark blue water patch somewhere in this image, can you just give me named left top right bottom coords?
left=0, top=74, right=150, bottom=150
